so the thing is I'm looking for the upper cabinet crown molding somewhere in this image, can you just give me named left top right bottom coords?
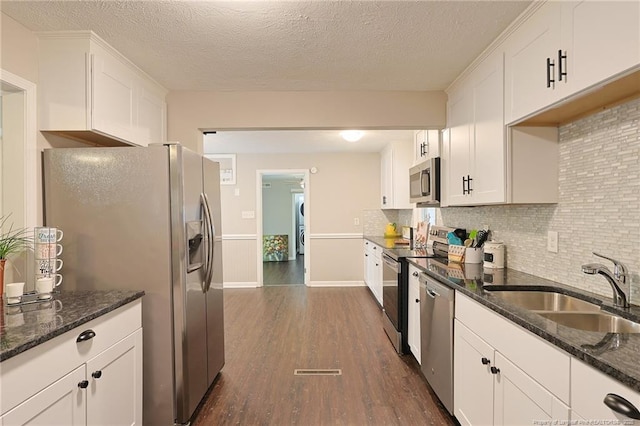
left=38, top=31, right=167, bottom=147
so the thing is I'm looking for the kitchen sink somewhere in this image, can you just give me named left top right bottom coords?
left=486, top=290, right=601, bottom=312
left=536, top=312, right=640, bottom=334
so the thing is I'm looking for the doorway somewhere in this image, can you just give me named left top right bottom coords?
left=257, top=170, right=309, bottom=286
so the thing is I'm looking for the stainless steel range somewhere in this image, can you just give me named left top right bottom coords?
left=381, top=225, right=453, bottom=354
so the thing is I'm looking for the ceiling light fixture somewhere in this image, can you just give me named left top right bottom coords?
left=340, top=130, right=364, bottom=142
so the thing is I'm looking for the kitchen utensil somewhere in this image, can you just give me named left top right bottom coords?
left=454, top=228, right=467, bottom=242
left=464, top=239, right=472, bottom=248
left=469, top=229, right=478, bottom=241
left=447, top=232, right=463, bottom=246
left=475, top=230, right=489, bottom=248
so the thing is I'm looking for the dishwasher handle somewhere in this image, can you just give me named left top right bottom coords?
left=427, top=288, right=440, bottom=298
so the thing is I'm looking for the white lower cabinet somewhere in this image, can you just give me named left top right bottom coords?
left=1, top=366, right=86, bottom=426
left=454, top=292, right=570, bottom=425
left=571, top=358, right=640, bottom=424
left=363, top=241, right=383, bottom=306
left=407, top=264, right=421, bottom=364
left=0, top=300, right=143, bottom=426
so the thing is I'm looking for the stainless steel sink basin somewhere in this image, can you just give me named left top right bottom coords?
left=536, top=312, right=640, bottom=334
left=486, top=290, right=601, bottom=312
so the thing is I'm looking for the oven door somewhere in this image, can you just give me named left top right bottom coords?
left=382, top=253, right=399, bottom=327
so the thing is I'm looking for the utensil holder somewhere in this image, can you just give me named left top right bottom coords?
left=464, top=247, right=483, bottom=264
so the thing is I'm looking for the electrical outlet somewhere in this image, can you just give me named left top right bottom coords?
left=234, top=188, right=240, bottom=196
left=547, top=231, right=558, bottom=253
left=241, top=211, right=255, bottom=219
left=354, top=218, right=360, bottom=226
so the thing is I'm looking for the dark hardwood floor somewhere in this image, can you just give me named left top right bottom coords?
left=263, top=255, right=304, bottom=285
left=192, top=285, right=455, bottom=426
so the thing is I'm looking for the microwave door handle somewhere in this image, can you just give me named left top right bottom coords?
left=421, top=169, right=430, bottom=196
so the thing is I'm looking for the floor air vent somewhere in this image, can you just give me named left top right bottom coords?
left=294, top=369, right=342, bottom=376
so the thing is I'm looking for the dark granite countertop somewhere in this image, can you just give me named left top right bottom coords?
left=1, top=290, right=144, bottom=362
left=408, top=258, right=640, bottom=393
left=363, top=235, right=436, bottom=259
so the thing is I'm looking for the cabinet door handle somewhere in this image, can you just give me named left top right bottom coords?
left=558, top=50, right=567, bottom=82
left=467, top=175, right=473, bottom=193
left=490, top=366, right=500, bottom=375
left=92, top=370, right=103, bottom=379
left=481, top=357, right=491, bottom=365
left=604, top=393, right=640, bottom=420
left=462, top=176, right=468, bottom=195
left=76, top=329, right=96, bottom=343
left=382, top=195, right=387, bottom=205
left=546, top=57, right=555, bottom=88
left=412, top=271, right=419, bottom=277
left=78, top=380, right=89, bottom=389
left=415, top=299, right=420, bottom=303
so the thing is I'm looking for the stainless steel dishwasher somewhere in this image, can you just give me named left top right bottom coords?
left=419, top=272, right=455, bottom=415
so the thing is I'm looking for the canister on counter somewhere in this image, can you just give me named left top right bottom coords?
left=483, top=241, right=505, bottom=269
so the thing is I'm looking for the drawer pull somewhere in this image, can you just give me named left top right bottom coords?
left=92, top=370, right=103, bottom=379
left=490, top=366, right=500, bottom=375
left=78, top=380, right=89, bottom=389
left=481, top=357, right=491, bottom=365
left=412, top=271, right=419, bottom=277
left=604, top=393, right=640, bottom=420
left=76, top=329, right=96, bottom=343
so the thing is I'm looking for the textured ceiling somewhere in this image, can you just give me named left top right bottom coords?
left=1, top=0, right=531, bottom=91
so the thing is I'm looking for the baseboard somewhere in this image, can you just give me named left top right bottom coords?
left=306, top=281, right=366, bottom=287
left=223, top=281, right=259, bottom=289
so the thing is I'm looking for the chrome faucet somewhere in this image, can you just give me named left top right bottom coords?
left=582, top=252, right=630, bottom=308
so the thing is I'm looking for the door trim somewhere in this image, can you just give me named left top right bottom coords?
left=256, top=169, right=310, bottom=286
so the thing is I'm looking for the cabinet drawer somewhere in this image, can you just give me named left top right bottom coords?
left=455, top=292, right=570, bottom=403
left=0, top=300, right=141, bottom=415
left=571, top=358, right=640, bottom=423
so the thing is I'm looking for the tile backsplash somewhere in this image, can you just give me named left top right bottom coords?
left=440, top=97, right=640, bottom=303
left=363, top=209, right=413, bottom=236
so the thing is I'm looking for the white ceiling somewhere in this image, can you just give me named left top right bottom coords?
left=204, top=129, right=415, bottom=153
left=1, top=0, right=531, bottom=92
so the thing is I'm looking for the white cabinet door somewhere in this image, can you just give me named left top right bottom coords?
left=571, top=358, right=640, bottom=424
left=454, top=320, right=494, bottom=426
left=86, top=329, right=143, bottom=426
left=363, top=241, right=372, bottom=289
left=469, top=51, right=506, bottom=205
left=91, top=54, right=136, bottom=143
left=136, top=82, right=166, bottom=146
left=445, top=84, right=472, bottom=205
left=407, top=265, right=421, bottom=364
left=372, top=248, right=383, bottom=306
left=380, top=146, right=393, bottom=208
left=1, top=366, right=86, bottom=426
left=560, top=0, right=640, bottom=97
left=494, top=352, right=570, bottom=425
left=504, top=1, right=562, bottom=124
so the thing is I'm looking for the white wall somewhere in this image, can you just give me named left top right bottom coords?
left=440, top=97, right=640, bottom=304
left=222, top=152, right=379, bottom=286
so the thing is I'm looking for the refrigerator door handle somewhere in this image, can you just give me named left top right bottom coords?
left=202, top=193, right=215, bottom=291
left=200, top=193, right=212, bottom=292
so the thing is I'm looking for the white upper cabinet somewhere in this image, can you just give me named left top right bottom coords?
left=444, top=49, right=506, bottom=206
left=504, top=1, right=562, bottom=124
left=380, top=139, right=413, bottom=209
left=559, top=1, right=640, bottom=97
left=413, top=129, right=441, bottom=164
left=505, top=1, right=640, bottom=124
left=38, top=31, right=167, bottom=147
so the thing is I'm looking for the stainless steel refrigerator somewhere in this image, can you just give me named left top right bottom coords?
left=43, top=143, right=224, bottom=425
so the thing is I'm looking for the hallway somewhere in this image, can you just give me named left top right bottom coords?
left=192, top=286, right=454, bottom=425
left=263, top=255, right=305, bottom=285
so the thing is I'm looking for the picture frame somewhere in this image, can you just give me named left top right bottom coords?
left=205, top=154, right=236, bottom=185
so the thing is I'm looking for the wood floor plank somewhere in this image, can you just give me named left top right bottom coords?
left=263, top=255, right=304, bottom=285
left=193, top=286, right=454, bottom=425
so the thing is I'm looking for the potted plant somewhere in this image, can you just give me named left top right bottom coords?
left=0, top=215, right=33, bottom=299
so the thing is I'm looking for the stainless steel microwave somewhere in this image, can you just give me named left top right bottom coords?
left=409, top=158, right=440, bottom=205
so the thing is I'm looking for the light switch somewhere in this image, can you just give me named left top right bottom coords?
left=234, top=188, right=240, bottom=196
left=547, top=231, right=558, bottom=253
left=354, top=218, right=360, bottom=225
